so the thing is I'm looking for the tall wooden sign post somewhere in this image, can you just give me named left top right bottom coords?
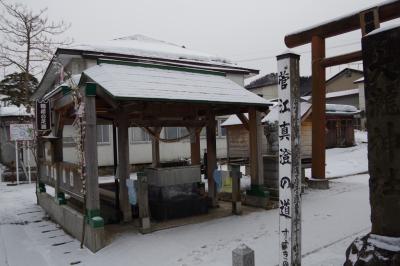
left=277, top=52, right=302, bottom=266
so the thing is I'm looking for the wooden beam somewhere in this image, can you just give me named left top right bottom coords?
left=311, top=35, right=326, bottom=180
left=248, top=108, right=263, bottom=186
left=151, top=127, right=162, bottom=168
left=53, top=94, right=74, bottom=111
left=96, top=87, right=118, bottom=109
left=320, top=50, right=362, bottom=68
left=129, top=119, right=206, bottom=128
left=187, top=127, right=201, bottom=165
left=137, top=172, right=151, bottom=233
left=236, top=113, right=249, bottom=131
left=206, top=112, right=217, bottom=207
left=117, top=111, right=132, bottom=222
left=285, top=0, right=400, bottom=48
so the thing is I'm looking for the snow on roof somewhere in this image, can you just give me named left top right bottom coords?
left=354, top=77, right=364, bottom=84
left=66, top=34, right=235, bottom=67
left=222, top=101, right=312, bottom=127
left=326, top=104, right=359, bottom=116
left=287, top=0, right=397, bottom=36
left=43, top=74, right=81, bottom=99
left=0, top=105, right=31, bottom=117
left=367, top=21, right=400, bottom=36
left=262, top=101, right=312, bottom=124
left=82, top=62, right=271, bottom=106
left=326, top=89, right=359, bottom=98
left=221, top=113, right=249, bottom=127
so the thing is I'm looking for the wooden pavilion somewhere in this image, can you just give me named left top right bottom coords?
left=35, top=54, right=271, bottom=251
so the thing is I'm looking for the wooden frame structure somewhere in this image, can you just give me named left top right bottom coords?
left=35, top=59, right=271, bottom=251
left=284, top=0, right=400, bottom=181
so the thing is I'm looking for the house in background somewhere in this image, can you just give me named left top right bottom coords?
left=0, top=105, right=35, bottom=181
left=222, top=101, right=312, bottom=160
left=325, top=68, right=363, bottom=93
left=325, top=104, right=360, bottom=148
left=245, top=73, right=312, bottom=99
left=324, top=68, right=364, bottom=129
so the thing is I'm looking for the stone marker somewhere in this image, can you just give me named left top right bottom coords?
left=232, top=244, right=255, bottom=266
left=344, top=24, right=400, bottom=265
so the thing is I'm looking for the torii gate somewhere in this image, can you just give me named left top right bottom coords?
left=284, top=0, right=400, bottom=187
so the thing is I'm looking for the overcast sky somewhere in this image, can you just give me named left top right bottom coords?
left=4, top=0, right=399, bottom=80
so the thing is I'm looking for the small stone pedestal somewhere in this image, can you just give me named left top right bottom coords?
left=232, top=244, right=255, bottom=266
left=307, top=178, right=329, bottom=189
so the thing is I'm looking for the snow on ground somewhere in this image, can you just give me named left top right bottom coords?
left=306, top=130, right=368, bottom=179
left=0, top=137, right=370, bottom=266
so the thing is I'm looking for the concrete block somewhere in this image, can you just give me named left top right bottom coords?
left=244, top=195, right=270, bottom=209
left=145, top=165, right=201, bottom=187
left=308, top=179, right=329, bottom=189
left=37, top=192, right=106, bottom=252
left=232, top=244, right=255, bottom=266
left=140, top=217, right=151, bottom=234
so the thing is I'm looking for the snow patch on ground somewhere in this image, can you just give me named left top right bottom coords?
left=306, top=130, right=368, bottom=178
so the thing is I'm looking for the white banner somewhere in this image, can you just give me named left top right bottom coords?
left=10, top=124, right=34, bottom=141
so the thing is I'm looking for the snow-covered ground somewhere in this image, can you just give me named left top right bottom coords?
left=0, top=131, right=370, bottom=266
left=306, top=130, right=368, bottom=179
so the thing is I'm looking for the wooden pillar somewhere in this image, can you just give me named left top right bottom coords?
left=151, top=127, right=162, bottom=168
left=84, top=83, right=101, bottom=221
left=36, top=136, right=46, bottom=194
left=117, top=111, right=132, bottom=222
left=206, top=113, right=217, bottom=207
left=231, top=164, right=242, bottom=215
left=137, top=172, right=150, bottom=233
left=248, top=108, right=263, bottom=186
left=53, top=112, right=64, bottom=204
left=311, top=35, right=326, bottom=181
left=189, top=127, right=201, bottom=165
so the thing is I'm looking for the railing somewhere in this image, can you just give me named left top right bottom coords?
left=40, top=160, right=55, bottom=187
left=39, top=160, right=84, bottom=201
left=59, top=162, right=84, bottom=201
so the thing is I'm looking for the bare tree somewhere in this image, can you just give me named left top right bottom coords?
left=0, top=0, right=71, bottom=108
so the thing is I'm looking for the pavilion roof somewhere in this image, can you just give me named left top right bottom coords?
left=79, top=61, right=272, bottom=107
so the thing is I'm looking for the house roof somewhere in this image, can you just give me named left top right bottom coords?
left=222, top=101, right=312, bottom=127
left=325, top=68, right=363, bottom=85
left=67, top=35, right=236, bottom=68
left=0, top=105, right=31, bottom=117
left=261, top=101, right=312, bottom=124
left=326, top=104, right=360, bottom=116
left=326, top=88, right=359, bottom=98
left=245, top=73, right=312, bottom=96
left=353, top=77, right=364, bottom=84
left=74, top=62, right=272, bottom=107
left=34, top=35, right=259, bottom=101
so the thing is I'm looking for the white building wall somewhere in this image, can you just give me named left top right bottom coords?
left=62, top=125, right=227, bottom=166
left=249, top=84, right=278, bottom=100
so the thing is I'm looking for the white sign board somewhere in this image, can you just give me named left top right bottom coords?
left=277, top=53, right=302, bottom=266
left=10, top=124, right=34, bottom=141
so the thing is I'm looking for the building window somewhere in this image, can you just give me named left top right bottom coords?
left=198, top=119, right=227, bottom=138
left=130, top=127, right=151, bottom=143
left=164, top=127, right=179, bottom=139
left=217, top=119, right=227, bottom=137
left=163, top=127, right=189, bottom=140
left=96, top=125, right=110, bottom=144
